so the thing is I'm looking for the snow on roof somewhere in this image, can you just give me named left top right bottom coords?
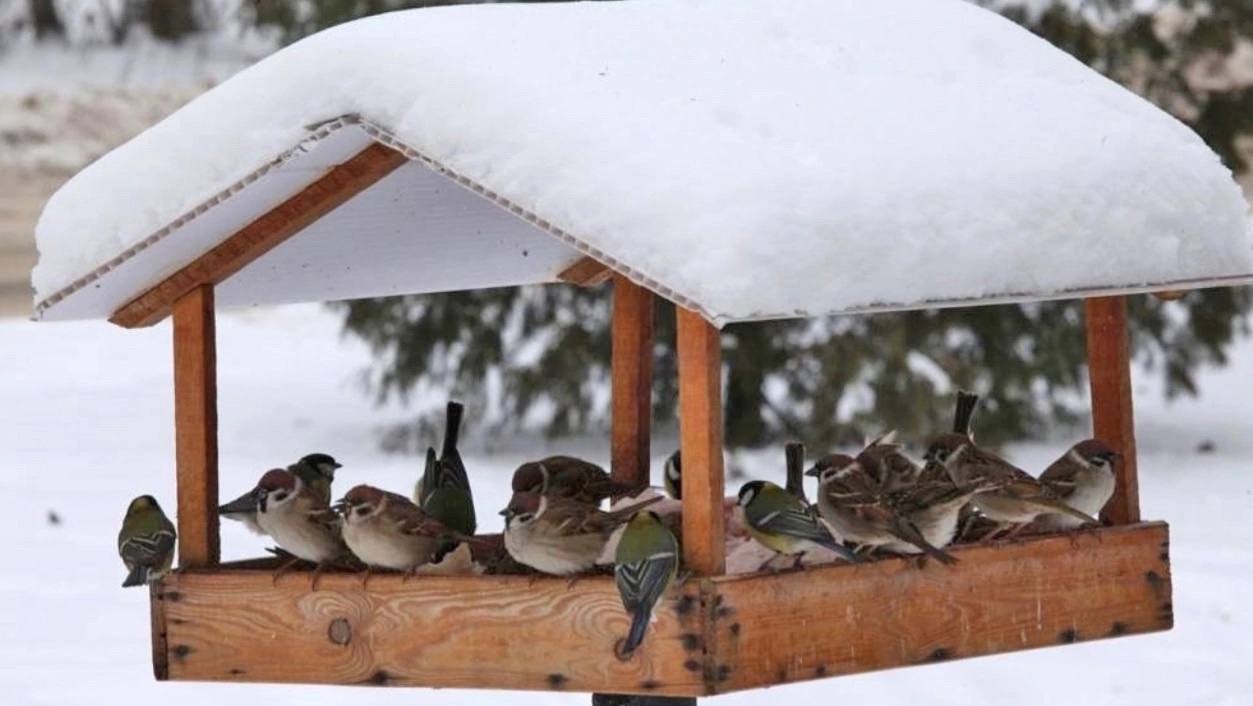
left=32, top=0, right=1253, bottom=326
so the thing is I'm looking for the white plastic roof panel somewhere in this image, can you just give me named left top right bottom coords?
left=31, top=0, right=1253, bottom=326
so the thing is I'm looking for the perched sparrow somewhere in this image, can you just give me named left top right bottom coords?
left=807, top=455, right=958, bottom=564
left=737, top=480, right=859, bottom=570
left=924, top=433, right=1095, bottom=537
left=336, top=484, right=463, bottom=577
left=415, top=402, right=476, bottom=538
left=857, top=431, right=923, bottom=490
left=250, top=468, right=347, bottom=587
left=501, top=492, right=661, bottom=575
left=614, top=511, right=680, bottom=655
left=663, top=450, right=682, bottom=500
left=219, top=452, right=342, bottom=534
left=1036, top=439, right=1119, bottom=530
left=118, top=495, right=176, bottom=588
left=511, top=455, right=636, bottom=504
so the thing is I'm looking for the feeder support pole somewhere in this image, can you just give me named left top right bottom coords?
left=1084, top=296, right=1140, bottom=525
left=611, top=276, right=655, bottom=487
left=676, top=306, right=726, bottom=575
left=172, top=284, right=220, bottom=567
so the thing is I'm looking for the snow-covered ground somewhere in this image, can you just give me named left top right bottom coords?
left=0, top=303, right=1248, bottom=705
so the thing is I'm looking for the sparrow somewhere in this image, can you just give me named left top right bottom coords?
left=924, top=433, right=1095, bottom=538
left=118, top=495, right=176, bottom=588
left=1036, top=438, right=1119, bottom=530
left=511, top=455, right=636, bottom=505
left=415, top=401, right=476, bottom=539
left=737, top=480, right=860, bottom=570
left=219, top=452, right=342, bottom=534
left=336, top=484, right=464, bottom=579
left=614, top=511, right=680, bottom=655
left=500, top=492, right=662, bottom=576
left=807, top=454, right=958, bottom=564
left=250, top=468, right=347, bottom=587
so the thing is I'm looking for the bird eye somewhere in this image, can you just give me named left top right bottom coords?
left=355, top=506, right=369, bottom=517
left=274, top=492, right=288, bottom=502
left=516, top=513, right=534, bottom=523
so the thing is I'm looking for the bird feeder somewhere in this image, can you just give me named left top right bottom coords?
left=31, top=0, right=1253, bottom=700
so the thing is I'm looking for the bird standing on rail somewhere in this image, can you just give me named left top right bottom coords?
left=415, top=402, right=476, bottom=543
left=737, top=479, right=860, bottom=570
left=1036, top=439, right=1119, bottom=530
left=511, top=455, right=637, bottom=505
left=118, top=495, right=176, bottom=588
left=248, top=468, right=347, bottom=588
left=336, top=484, right=466, bottom=582
left=614, top=511, right=680, bottom=656
left=500, top=492, right=661, bottom=576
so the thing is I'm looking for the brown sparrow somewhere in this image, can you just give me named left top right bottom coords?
left=511, top=455, right=638, bottom=505
left=252, top=468, right=347, bottom=587
left=336, top=484, right=463, bottom=577
left=500, top=492, right=661, bottom=576
left=1036, top=438, right=1119, bottom=529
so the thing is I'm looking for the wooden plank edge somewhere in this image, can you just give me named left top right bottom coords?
left=110, top=142, right=408, bottom=328
left=557, top=255, right=613, bottom=287
left=703, top=521, right=1172, bottom=695
left=150, top=581, right=170, bottom=681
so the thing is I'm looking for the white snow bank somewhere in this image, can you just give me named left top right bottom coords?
left=33, top=0, right=1253, bottom=324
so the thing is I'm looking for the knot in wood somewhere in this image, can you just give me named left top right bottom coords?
left=328, top=618, right=352, bottom=645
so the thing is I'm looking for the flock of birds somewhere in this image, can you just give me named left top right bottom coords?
left=116, top=392, right=1120, bottom=655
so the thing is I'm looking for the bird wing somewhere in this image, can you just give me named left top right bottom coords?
left=120, top=529, right=176, bottom=565
left=754, top=503, right=837, bottom=547
left=616, top=550, right=678, bottom=614
left=1038, top=457, right=1081, bottom=496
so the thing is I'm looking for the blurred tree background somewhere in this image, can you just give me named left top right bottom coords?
left=9, top=0, right=1252, bottom=448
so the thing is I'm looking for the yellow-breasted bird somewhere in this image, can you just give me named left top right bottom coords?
left=737, top=480, right=860, bottom=570
left=615, top=511, right=679, bottom=655
left=118, top=495, right=176, bottom=588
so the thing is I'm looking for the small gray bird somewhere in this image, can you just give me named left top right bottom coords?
left=924, top=433, right=1095, bottom=538
left=220, top=452, right=341, bottom=534
left=511, top=456, right=637, bottom=505
left=336, top=484, right=464, bottom=580
left=250, top=468, right=347, bottom=588
left=737, top=480, right=860, bottom=570
left=1036, top=438, right=1119, bottom=530
left=118, top=495, right=176, bottom=588
left=501, top=492, right=662, bottom=576
left=615, top=511, right=680, bottom=655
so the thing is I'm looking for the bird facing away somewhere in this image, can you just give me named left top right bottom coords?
left=118, top=495, right=176, bottom=588
left=219, top=452, right=341, bottom=534
left=416, top=401, right=476, bottom=539
left=924, top=433, right=1095, bottom=536
left=615, top=511, right=680, bottom=656
left=737, top=480, right=860, bottom=570
left=511, top=455, right=637, bottom=505
left=336, top=484, right=463, bottom=576
left=501, top=492, right=662, bottom=576
left=1036, top=438, right=1119, bottom=530
left=251, top=468, right=347, bottom=586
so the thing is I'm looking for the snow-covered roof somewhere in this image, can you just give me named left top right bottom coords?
left=32, top=0, right=1253, bottom=326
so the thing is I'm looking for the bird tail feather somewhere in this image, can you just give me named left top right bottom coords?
left=442, top=401, right=464, bottom=459
left=953, top=391, right=980, bottom=436
left=122, top=564, right=149, bottom=588
left=623, top=610, right=651, bottom=655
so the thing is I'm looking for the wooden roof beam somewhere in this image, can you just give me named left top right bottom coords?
left=110, top=142, right=408, bottom=328
left=557, top=255, right=612, bottom=287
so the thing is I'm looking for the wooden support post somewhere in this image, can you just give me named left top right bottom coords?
left=173, top=284, right=219, bottom=567
left=611, top=276, right=655, bottom=488
left=676, top=307, right=725, bottom=576
left=592, top=694, right=696, bottom=706
left=1084, top=296, right=1140, bottom=525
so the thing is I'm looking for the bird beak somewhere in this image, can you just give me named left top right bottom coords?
left=804, top=466, right=819, bottom=478
left=331, top=500, right=348, bottom=514
left=218, top=488, right=261, bottom=515
left=498, top=509, right=511, bottom=518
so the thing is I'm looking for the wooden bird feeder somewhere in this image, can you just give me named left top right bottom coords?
left=31, top=1, right=1253, bottom=702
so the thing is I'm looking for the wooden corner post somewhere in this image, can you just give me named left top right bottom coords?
left=173, top=284, right=220, bottom=567
left=676, top=307, right=725, bottom=575
left=611, top=276, right=655, bottom=488
left=1084, top=296, right=1140, bottom=525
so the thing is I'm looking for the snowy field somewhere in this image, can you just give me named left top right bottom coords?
left=0, top=303, right=1249, bottom=705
